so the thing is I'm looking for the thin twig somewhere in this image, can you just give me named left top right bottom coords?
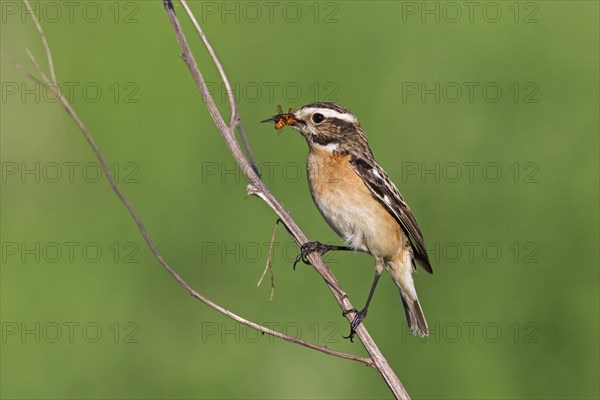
left=257, top=219, right=278, bottom=300
left=23, top=0, right=56, bottom=83
left=179, top=0, right=259, bottom=173
left=25, top=49, right=49, bottom=83
left=0, top=53, right=44, bottom=85
left=179, top=0, right=235, bottom=124
left=162, top=1, right=410, bottom=399
left=236, top=122, right=260, bottom=176
left=4, top=0, right=373, bottom=368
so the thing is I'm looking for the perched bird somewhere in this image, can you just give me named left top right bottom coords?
left=262, top=102, right=432, bottom=339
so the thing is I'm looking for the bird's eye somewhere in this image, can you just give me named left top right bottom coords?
left=312, top=113, right=325, bottom=124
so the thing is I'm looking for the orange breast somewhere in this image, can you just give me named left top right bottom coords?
left=306, top=148, right=405, bottom=258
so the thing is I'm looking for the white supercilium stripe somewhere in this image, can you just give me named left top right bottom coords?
left=300, top=107, right=358, bottom=124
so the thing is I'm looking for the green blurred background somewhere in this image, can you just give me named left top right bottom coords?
left=1, top=1, right=598, bottom=399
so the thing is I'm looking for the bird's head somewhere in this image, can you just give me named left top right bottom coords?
left=262, top=102, right=370, bottom=154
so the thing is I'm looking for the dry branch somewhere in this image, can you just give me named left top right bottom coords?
left=2, top=0, right=373, bottom=370
left=3, top=0, right=413, bottom=398
left=162, top=1, right=410, bottom=398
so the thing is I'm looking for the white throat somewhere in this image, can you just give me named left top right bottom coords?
left=313, top=142, right=339, bottom=152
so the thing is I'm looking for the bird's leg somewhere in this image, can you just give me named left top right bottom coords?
left=293, top=241, right=354, bottom=270
left=343, top=261, right=384, bottom=342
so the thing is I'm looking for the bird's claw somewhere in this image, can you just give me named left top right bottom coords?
left=343, top=308, right=368, bottom=342
left=293, top=241, right=331, bottom=270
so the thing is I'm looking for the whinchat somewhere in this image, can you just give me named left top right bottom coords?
left=263, top=102, right=432, bottom=339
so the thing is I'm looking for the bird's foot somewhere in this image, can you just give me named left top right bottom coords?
left=293, top=241, right=335, bottom=270
left=343, top=307, right=368, bottom=342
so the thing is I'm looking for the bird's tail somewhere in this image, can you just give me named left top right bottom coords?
left=399, top=291, right=428, bottom=337
left=386, top=254, right=429, bottom=337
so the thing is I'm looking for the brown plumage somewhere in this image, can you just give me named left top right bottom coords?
left=265, top=102, right=432, bottom=338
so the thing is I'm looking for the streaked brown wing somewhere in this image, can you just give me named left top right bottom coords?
left=350, top=157, right=433, bottom=273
